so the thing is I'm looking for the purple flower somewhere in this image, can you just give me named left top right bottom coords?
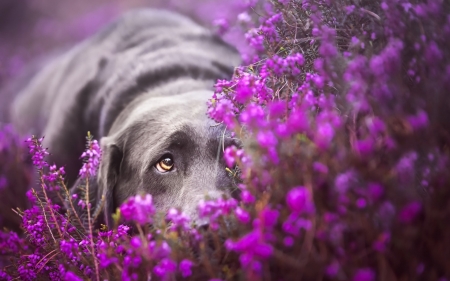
left=64, top=271, right=83, bottom=281
left=208, top=97, right=237, bottom=129
left=268, top=101, right=285, bottom=118
left=0, top=230, right=24, bottom=255
left=79, top=137, right=101, bottom=178
left=148, top=241, right=171, bottom=260
left=235, top=207, right=251, bottom=224
left=367, top=117, right=386, bottom=136
left=226, top=230, right=273, bottom=259
left=282, top=215, right=312, bottom=236
left=255, top=207, right=279, bottom=229
left=224, top=146, right=237, bottom=167
left=198, top=198, right=237, bottom=217
left=120, top=194, right=156, bottom=225
left=335, top=171, right=356, bottom=193
left=239, top=104, right=267, bottom=128
left=0, top=270, right=12, bottom=281
left=425, top=41, right=443, bottom=63
left=257, top=131, right=278, bottom=148
left=283, top=236, right=294, bottom=247
left=237, top=12, right=251, bottom=24
left=154, top=258, right=177, bottom=280
left=313, top=162, right=328, bottom=174
left=367, top=183, right=384, bottom=201
left=286, top=186, right=309, bottom=213
left=166, top=208, right=191, bottom=231
left=130, top=236, right=142, bottom=248
left=43, top=164, right=65, bottom=187
left=346, top=5, right=356, bottom=14
left=378, top=201, right=396, bottom=229
left=198, top=197, right=238, bottom=225
left=396, top=152, right=418, bottom=183
left=326, top=261, right=340, bottom=277
left=245, top=28, right=265, bottom=52
left=213, top=18, right=229, bottom=35
left=356, top=198, right=367, bottom=209
left=372, top=232, right=391, bottom=252
left=60, top=238, right=80, bottom=264
left=179, top=259, right=193, bottom=278
left=399, top=201, right=422, bottom=223
left=287, top=110, right=309, bottom=133
left=355, top=138, right=374, bottom=156
left=22, top=206, right=47, bottom=246
left=407, top=110, right=429, bottom=130
left=353, top=268, right=375, bottom=281
left=235, top=73, right=255, bottom=103
left=315, top=122, right=334, bottom=150
left=25, top=136, right=49, bottom=169
left=18, top=253, right=42, bottom=280
left=241, top=189, right=255, bottom=204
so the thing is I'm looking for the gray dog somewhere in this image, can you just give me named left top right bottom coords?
left=10, top=9, right=241, bottom=227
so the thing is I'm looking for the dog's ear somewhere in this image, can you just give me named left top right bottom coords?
left=97, top=136, right=123, bottom=228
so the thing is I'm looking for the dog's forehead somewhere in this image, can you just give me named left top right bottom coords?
left=129, top=113, right=224, bottom=149
left=114, top=90, right=212, bottom=131
left=112, top=91, right=233, bottom=162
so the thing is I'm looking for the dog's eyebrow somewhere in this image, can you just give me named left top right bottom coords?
left=165, top=126, right=197, bottom=149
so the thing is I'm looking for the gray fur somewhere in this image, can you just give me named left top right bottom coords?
left=10, top=9, right=241, bottom=226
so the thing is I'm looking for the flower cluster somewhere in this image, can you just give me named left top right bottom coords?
left=79, top=132, right=101, bottom=178
left=207, top=0, right=450, bottom=280
left=166, top=208, right=191, bottom=231
left=198, top=197, right=237, bottom=230
left=120, top=194, right=156, bottom=225
left=25, top=136, right=49, bottom=169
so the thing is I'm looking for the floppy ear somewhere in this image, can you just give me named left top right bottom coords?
left=97, top=136, right=123, bottom=228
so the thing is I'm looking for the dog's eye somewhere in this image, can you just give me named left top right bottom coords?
left=155, top=156, right=174, bottom=172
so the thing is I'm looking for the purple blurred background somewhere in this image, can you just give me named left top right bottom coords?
left=0, top=0, right=247, bottom=121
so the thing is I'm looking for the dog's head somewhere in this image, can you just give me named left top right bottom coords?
left=96, top=90, right=239, bottom=227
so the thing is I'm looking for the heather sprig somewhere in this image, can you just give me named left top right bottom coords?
left=25, top=136, right=49, bottom=169
left=79, top=132, right=101, bottom=179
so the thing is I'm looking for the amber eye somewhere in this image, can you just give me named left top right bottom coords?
left=155, top=157, right=174, bottom=172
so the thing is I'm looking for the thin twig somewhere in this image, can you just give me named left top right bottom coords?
left=85, top=178, right=101, bottom=281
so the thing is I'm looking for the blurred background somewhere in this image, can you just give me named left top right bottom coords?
left=0, top=0, right=247, bottom=121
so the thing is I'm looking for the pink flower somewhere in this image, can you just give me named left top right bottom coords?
left=353, top=268, right=375, bottom=281
left=25, top=136, right=49, bottom=169
left=120, top=194, right=156, bottom=225
left=399, top=201, right=422, bottom=223
left=179, top=259, right=193, bottom=278
left=286, top=186, right=309, bottom=214
left=79, top=137, right=101, bottom=178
